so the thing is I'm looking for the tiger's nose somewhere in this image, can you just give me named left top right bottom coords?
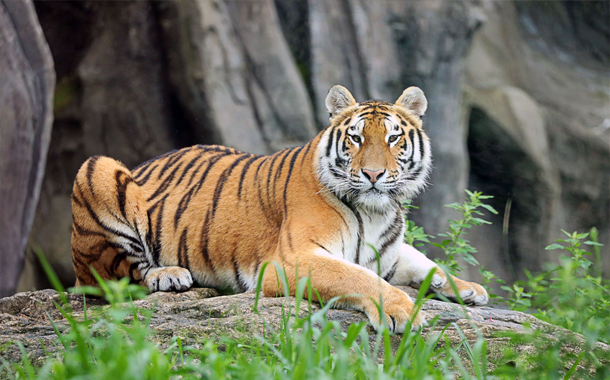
left=362, top=169, right=385, bottom=183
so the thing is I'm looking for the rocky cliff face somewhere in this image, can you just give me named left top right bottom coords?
left=0, top=0, right=54, bottom=297
left=17, top=0, right=609, bottom=293
left=462, top=1, right=609, bottom=283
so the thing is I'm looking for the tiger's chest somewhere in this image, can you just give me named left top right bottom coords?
left=340, top=207, right=404, bottom=277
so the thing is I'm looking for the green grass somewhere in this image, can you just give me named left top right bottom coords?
left=2, top=193, right=610, bottom=379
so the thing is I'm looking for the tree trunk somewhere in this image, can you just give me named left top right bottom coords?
left=0, top=0, right=55, bottom=297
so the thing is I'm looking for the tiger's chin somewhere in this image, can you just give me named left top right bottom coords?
left=353, top=188, right=395, bottom=213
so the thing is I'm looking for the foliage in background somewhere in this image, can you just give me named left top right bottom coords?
left=1, top=192, right=609, bottom=379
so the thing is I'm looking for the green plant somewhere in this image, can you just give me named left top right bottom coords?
left=402, top=201, right=432, bottom=249
left=404, top=190, right=504, bottom=302
left=432, top=190, right=498, bottom=274
left=528, top=230, right=609, bottom=345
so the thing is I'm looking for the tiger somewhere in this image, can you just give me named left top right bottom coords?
left=71, top=85, right=488, bottom=333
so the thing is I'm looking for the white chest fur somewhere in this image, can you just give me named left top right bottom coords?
left=334, top=201, right=404, bottom=278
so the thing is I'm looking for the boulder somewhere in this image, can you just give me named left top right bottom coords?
left=1, top=287, right=606, bottom=371
left=0, top=0, right=55, bottom=297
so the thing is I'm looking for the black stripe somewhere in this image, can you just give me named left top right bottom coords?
left=86, top=156, right=101, bottom=195
left=177, top=228, right=189, bottom=269
left=150, top=194, right=169, bottom=266
left=129, top=262, right=141, bottom=282
left=377, top=210, right=404, bottom=257
left=115, top=171, right=134, bottom=220
left=157, top=149, right=190, bottom=179
left=253, top=251, right=261, bottom=285
left=282, top=147, right=304, bottom=216
left=326, top=127, right=336, bottom=156
left=185, top=157, right=209, bottom=188
left=340, top=197, right=363, bottom=264
left=233, top=256, right=247, bottom=293
left=255, top=158, right=272, bottom=220
left=407, top=129, right=416, bottom=169
left=383, top=261, right=398, bottom=282
left=210, top=155, right=251, bottom=221
left=415, top=127, right=425, bottom=161
left=111, top=252, right=128, bottom=274
left=378, top=223, right=402, bottom=258
left=174, top=186, right=195, bottom=229
left=134, top=163, right=158, bottom=186
left=287, top=229, right=294, bottom=251
left=343, top=117, right=352, bottom=125
left=265, top=150, right=286, bottom=204
left=275, top=150, right=292, bottom=182
left=186, top=149, right=235, bottom=188
left=71, top=193, right=83, bottom=207
left=192, top=152, right=233, bottom=196
left=175, top=151, right=205, bottom=187
left=79, top=186, right=143, bottom=249
left=72, top=249, right=91, bottom=272
left=72, top=219, right=106, bottom=238
left=403, top=113, right=420, bottom=127
left=237, top=156, right=262, bottom=200
left=300, top=140, right=314, bottom=168
left=132, top=149, right=178, bottom=174
left=199, top=210, right=214, bottom=270
left=310, top=239, right=331, bottom=253
left=406, top=166, right=423, bottom=180
left=335, top=129, right=343, bottom=158
left=146, top=161, right=184, bottom=202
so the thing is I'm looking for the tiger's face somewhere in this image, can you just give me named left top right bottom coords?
left=317, top=86, right=432, bottom=212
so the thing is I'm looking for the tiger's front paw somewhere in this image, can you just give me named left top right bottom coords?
left=434, top=274, right=489, bottom=306
left=366, top=288, right=427, bottom=333
left=144, top=267, right=193, bottom=292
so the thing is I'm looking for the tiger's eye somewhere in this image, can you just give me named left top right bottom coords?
left=388, top=135, right=399, bottom=143
left=350, top=135, right=361, bottom=144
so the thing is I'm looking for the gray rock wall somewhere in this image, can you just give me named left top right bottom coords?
left=0, top=0, right=54, bottom=297
left=462, top=1, right=610, bottom=284
left=10, top=0, right=609, bottom=293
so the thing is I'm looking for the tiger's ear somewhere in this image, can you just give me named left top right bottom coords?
left=396, top=87, right=427, bottom=117
left=325, top=85, right=356, bottom=120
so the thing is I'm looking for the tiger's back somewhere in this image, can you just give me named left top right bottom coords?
left=72, top=141, right=322, bottom=291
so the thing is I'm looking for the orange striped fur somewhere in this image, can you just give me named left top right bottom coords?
left=71, top=86, right=488, bottom=333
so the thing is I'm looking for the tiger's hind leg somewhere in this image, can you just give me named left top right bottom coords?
left=71, top=156, right=193, bottom=292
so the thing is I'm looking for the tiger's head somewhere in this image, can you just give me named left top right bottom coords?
left=316, top=85, right=432, bottom=212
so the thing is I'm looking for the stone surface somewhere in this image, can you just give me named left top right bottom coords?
left=0, top=0, right=55, bottom=297
left=156, top=0, right=316, bottom=153
left=461, top=1, right=610, bottom=285
left=1, top=287, right=606, bottom=368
